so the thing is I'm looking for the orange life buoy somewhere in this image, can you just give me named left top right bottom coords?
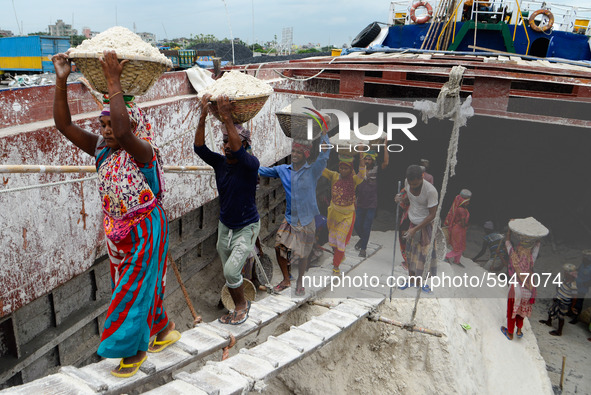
left=529, top=9, right=554, bottom=32
left=410, top=1, right=433, bottom=24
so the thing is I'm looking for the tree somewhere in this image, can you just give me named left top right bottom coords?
left=163, top=41, right=180, bottom=48
left=28, top=31, right=48, bottom=36
left=297, top=48, right=319, bottom=54
left=71, top=35, right=87, bottom=46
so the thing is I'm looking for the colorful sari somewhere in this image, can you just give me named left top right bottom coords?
left=444, top=194, right=470, bottom=264
left=505, top=240, right=540, bottom=335
left=322, top=164, right=365, bottom=267
left=96, top=100, right=165, bottom=242
left=95, top=99, right=170, bottom=358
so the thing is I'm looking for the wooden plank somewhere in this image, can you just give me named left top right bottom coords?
left=0, top=300, right=109, bottom=384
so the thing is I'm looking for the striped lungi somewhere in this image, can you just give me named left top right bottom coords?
left=275, top=218, right=316, bottom=261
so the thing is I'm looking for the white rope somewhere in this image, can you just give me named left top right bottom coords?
left=273, top=57, right=337, bottom=81
left=0, top=175, right=98, bottom=194
left=407, top=65, right=474, bottom=325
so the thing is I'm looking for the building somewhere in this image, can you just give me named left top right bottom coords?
left=81, top=27, right=99, bottom=39
left=176, top=37, right=190, bottom=47
left=138, top=32, right=156, bottom=45
left=0, top=29, right=13, bottom=37
left=48, top=20, right=77, bottom=36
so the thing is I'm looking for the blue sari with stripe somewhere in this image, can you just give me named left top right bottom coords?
left=95, top=142, right=169, bottom=358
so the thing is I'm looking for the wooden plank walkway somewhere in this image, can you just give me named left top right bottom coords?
left=0, top=242, right=383, bottom=395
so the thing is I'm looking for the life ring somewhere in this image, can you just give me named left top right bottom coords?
left=529, top=9, right=554, bottom=32
left=410, top=1, right=433, bottom=24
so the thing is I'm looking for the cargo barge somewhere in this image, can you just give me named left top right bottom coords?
left=1, top=5, right=591, bottom=387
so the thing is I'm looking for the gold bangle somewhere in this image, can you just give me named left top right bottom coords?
left=109, top=91, right=122, bottom=100
left=55, top=84, right=67, bottom=91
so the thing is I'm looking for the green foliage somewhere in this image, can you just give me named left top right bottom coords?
left=187, top=33, right=248, bottom=49
left=191, top=33, right=219, bottom=44
left=297, top=48, right=320, bottom=53
left=70, top=35, right=88, bottom=46
left=28, top=31, right=48, bottom=36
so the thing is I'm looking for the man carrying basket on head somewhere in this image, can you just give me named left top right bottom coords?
left=52, top=50, right=179, bottom=378
left=194, top=94, right=260, bottom=325
left=258, top=130, right=331, bottom=296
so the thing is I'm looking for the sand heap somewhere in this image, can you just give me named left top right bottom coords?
left=359, top=122, right=388, bottom=142
left=329, top=132, right=368, bottom=149
left=198, top=70, right=273, bottom=99
left=509, top=217, right=549, bottom=238
left=280, top=97, right=316, bottom=113
left=262, top=296, right=552, bottom=395
left=69, top=26, right=170, bottom=65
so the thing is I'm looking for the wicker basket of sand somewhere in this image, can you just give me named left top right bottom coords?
left=68, top=27, right=173, bottom=96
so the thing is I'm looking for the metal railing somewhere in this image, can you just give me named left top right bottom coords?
left=388, top=0, right=591, bottom=36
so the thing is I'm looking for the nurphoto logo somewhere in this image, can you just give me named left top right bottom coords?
left=305, top=108, right=419, bottom=153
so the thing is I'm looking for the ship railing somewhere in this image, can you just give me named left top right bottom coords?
left=471, top=0, right=508, bottom=24
left=435, top=0, right=465, bottom=49
left=513, top=0, right=531, bottom=54
left=389, top=0, right=590, bottom=35
left=497, top=1, right=591, bottom=34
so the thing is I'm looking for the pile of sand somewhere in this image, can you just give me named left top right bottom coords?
left=259, top=230, right=553, bottom=394
left=359, top=122, right=387, bottom=142
left=262, top=296, right=552, bottom=394
left=69, top=26, right=170, bottom=64
left=329, top=133, right=368, bottom=148
left=280, top=97, right=316, bottom=113
left=509, top=217, right=549, bottom=238
left=198, top=70, right=273, bottom=99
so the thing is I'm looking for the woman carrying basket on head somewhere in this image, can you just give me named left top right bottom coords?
left=322, top=153, right=366, bottom=274
left=52, top=51, right=179, bottom=378
left=443, top=189, right=471, bottom=267
left=500, top=222, right=541, bottom=341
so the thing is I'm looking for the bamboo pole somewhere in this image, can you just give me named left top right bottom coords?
left=423, top=0, right=451, bottom=50
left=168, top=255, right=202, bottom=326
left=309, top=300, right=338, bottom=309
left=560, top=356, right=566, bottom=391
left=467, top=45, right=591, bottom=67
left=369, top=313, right=445, bottom=337
left=0, top=165, right=213, bottom=174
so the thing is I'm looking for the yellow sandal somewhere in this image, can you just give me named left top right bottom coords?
left=111, top=355, right=147, bottom=378
left=148, top=330, right=181, bottom=353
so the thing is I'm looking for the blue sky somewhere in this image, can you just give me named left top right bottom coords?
left=3, top=0, right=590, bottom=46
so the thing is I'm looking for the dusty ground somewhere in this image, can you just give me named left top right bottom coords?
left=162, top=225, right=588, bottom=394
left=463, top=227, right=591, bottom=395
left=258, top=230, right=553, bottom=394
